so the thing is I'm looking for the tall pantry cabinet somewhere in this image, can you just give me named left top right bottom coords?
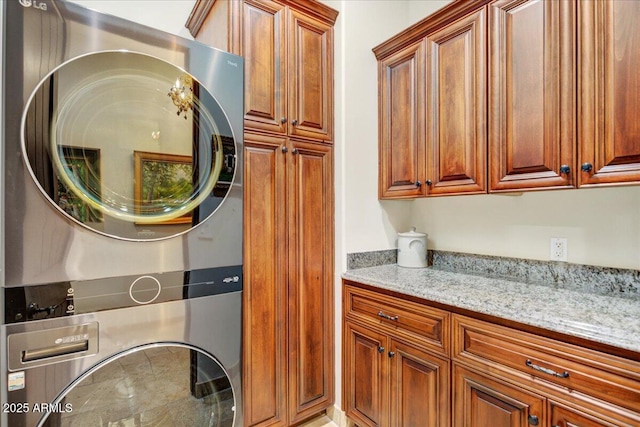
left=186, top=1, right=337, bottom=426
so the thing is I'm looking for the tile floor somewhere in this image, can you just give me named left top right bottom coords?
left=299, top=415, right=339, bottom=427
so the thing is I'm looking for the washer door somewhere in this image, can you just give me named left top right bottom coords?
left=39, top=344, right=236, bottom=427
left=22, top=51, right=237, bottom=241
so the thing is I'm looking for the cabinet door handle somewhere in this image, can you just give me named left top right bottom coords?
left=581, top=162, right=593, bottom=172
left=388, top=351, right=395, bottom=358
left=426, top=179, right=433, bottom=186
left=528, top=415, right=539, bottom=426
left=377, top=311, right=398, bottom=321
left=377, top=346, right=385, bottom=354
left=525, top=359, right=569, bottom=378
left=415, top=180, right=422, bottom=187
left=281, top=117, right=287, bottom=124
left=559, top=165, right=571, bottom=174
left=292, top=148, right=298, bottom=155
left=292, top=119, right=298, bottom=126
left=282, top=146, right=288, bottom=153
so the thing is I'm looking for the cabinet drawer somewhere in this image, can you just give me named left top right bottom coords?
left=452, top=314, right=640, bottom=413
left=344, top=283, right=449, bottom=356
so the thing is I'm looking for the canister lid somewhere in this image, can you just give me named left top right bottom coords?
left=398, top=226, right=427, bottom=238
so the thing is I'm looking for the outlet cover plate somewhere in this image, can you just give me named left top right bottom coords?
left=550, top=237, right=568, bottom=262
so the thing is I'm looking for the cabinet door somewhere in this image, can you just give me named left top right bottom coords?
left=288, top=10, right=333, bottom=141
left=242, top=0, right=287, bottom=135
left=344, top=321, right=389, bottom=427
left=550, top=400, right=640, bottom=427
left=287, top=140, right=334, bottom=423
left=389, top=340, right=450, bottom=427
left=489, top=0, right=575, bottom=191
left=378, top=40, right=427, bottom=199
left=426, top=7, right=487, bottom=196
left=243, top=133, right=288, bottom=427
left=550, top=403, right=615, bottom=427
left=453, top=364, right=545, bottom=427
left=579, top=0, right=640, bottom=186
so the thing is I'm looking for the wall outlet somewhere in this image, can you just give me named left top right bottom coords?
left=549, top=238, right=568, bottom=262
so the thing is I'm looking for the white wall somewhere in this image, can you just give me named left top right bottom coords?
left=337, top=1, right=452, bottom=255
left=69, top=0, right=196, bottom=38
left=413, top=187, right=640, bottom=269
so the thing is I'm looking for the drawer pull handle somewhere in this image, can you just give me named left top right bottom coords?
left=525, top=359, right=569, bottom=378
left=377, top=311, right=398, bottom=321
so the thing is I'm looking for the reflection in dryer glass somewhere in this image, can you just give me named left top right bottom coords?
left=41, top=345, right=234, bottom=426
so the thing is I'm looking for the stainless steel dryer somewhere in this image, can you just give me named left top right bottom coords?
left=1, top=1, right=244, bottom=426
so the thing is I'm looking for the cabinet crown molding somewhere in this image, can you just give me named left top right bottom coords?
left=186, top=0, right=339, bottom=37
left=185, top=0, right=213, bottom=37
left=373, top=0, right=492, bottom=60
left=280, top=0, right=339, bottom=24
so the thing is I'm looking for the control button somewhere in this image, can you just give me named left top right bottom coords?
left=129, top=276, right=162, bottom=305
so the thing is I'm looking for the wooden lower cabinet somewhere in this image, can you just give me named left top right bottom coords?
left=344, top=321, right=387, bottom=427
left=389, top=340, right=449, bottom=427
left=244, top=134, right=288, bottom=427
left=245, top=133, right=333, bottom=427
left=452, top=364, right=640, bottom=427
left=343, top=281, right=640, bottom=427
left=343, top=319, right=450, bottom=427
left=550, top=402, right=619, bottom=427
left=452, top=363, right=545, bottom=427
left=287, top=138, right=334, bottom=425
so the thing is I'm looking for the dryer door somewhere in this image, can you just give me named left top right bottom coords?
left=22, top=51, right=237, bottom=241
left=39, top=343, right=236, bottom=427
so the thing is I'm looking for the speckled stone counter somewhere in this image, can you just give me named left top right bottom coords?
left=342, top=264, right=640, bottom=353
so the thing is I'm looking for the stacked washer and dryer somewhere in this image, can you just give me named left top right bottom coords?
left=1, top=1, right=243, bottom=426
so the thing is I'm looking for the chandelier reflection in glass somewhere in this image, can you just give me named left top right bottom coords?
left=168, top=74, right=193, bottom=119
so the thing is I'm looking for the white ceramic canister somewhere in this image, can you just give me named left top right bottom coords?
left=397, top=227, right=428, bottom=268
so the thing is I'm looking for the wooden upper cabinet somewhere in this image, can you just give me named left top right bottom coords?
left=187, top=0, right=336, bottom=142
left=243, top=0, right=288, bottom=135
left=426, top=7, right=487, bottom=196
left=488, top=0, right=576, bottom=192
left=579, top=0, right=640, bottom=186
left=288, top=10, right=333, bottom=141
left=378, top=40, right=427, bottom=199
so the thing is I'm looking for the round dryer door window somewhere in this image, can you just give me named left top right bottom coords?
left=22, top=51, right=237, bottom=240
left=39, top=344, right=236, bottom=427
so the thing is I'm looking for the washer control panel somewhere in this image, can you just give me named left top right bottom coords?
left=129, top=275, right=162, bottom=305
left=3, top=265, right=242, bottom=324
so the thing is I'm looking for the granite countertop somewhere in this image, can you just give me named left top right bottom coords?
left=342, top=264, right=640, bottom=353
